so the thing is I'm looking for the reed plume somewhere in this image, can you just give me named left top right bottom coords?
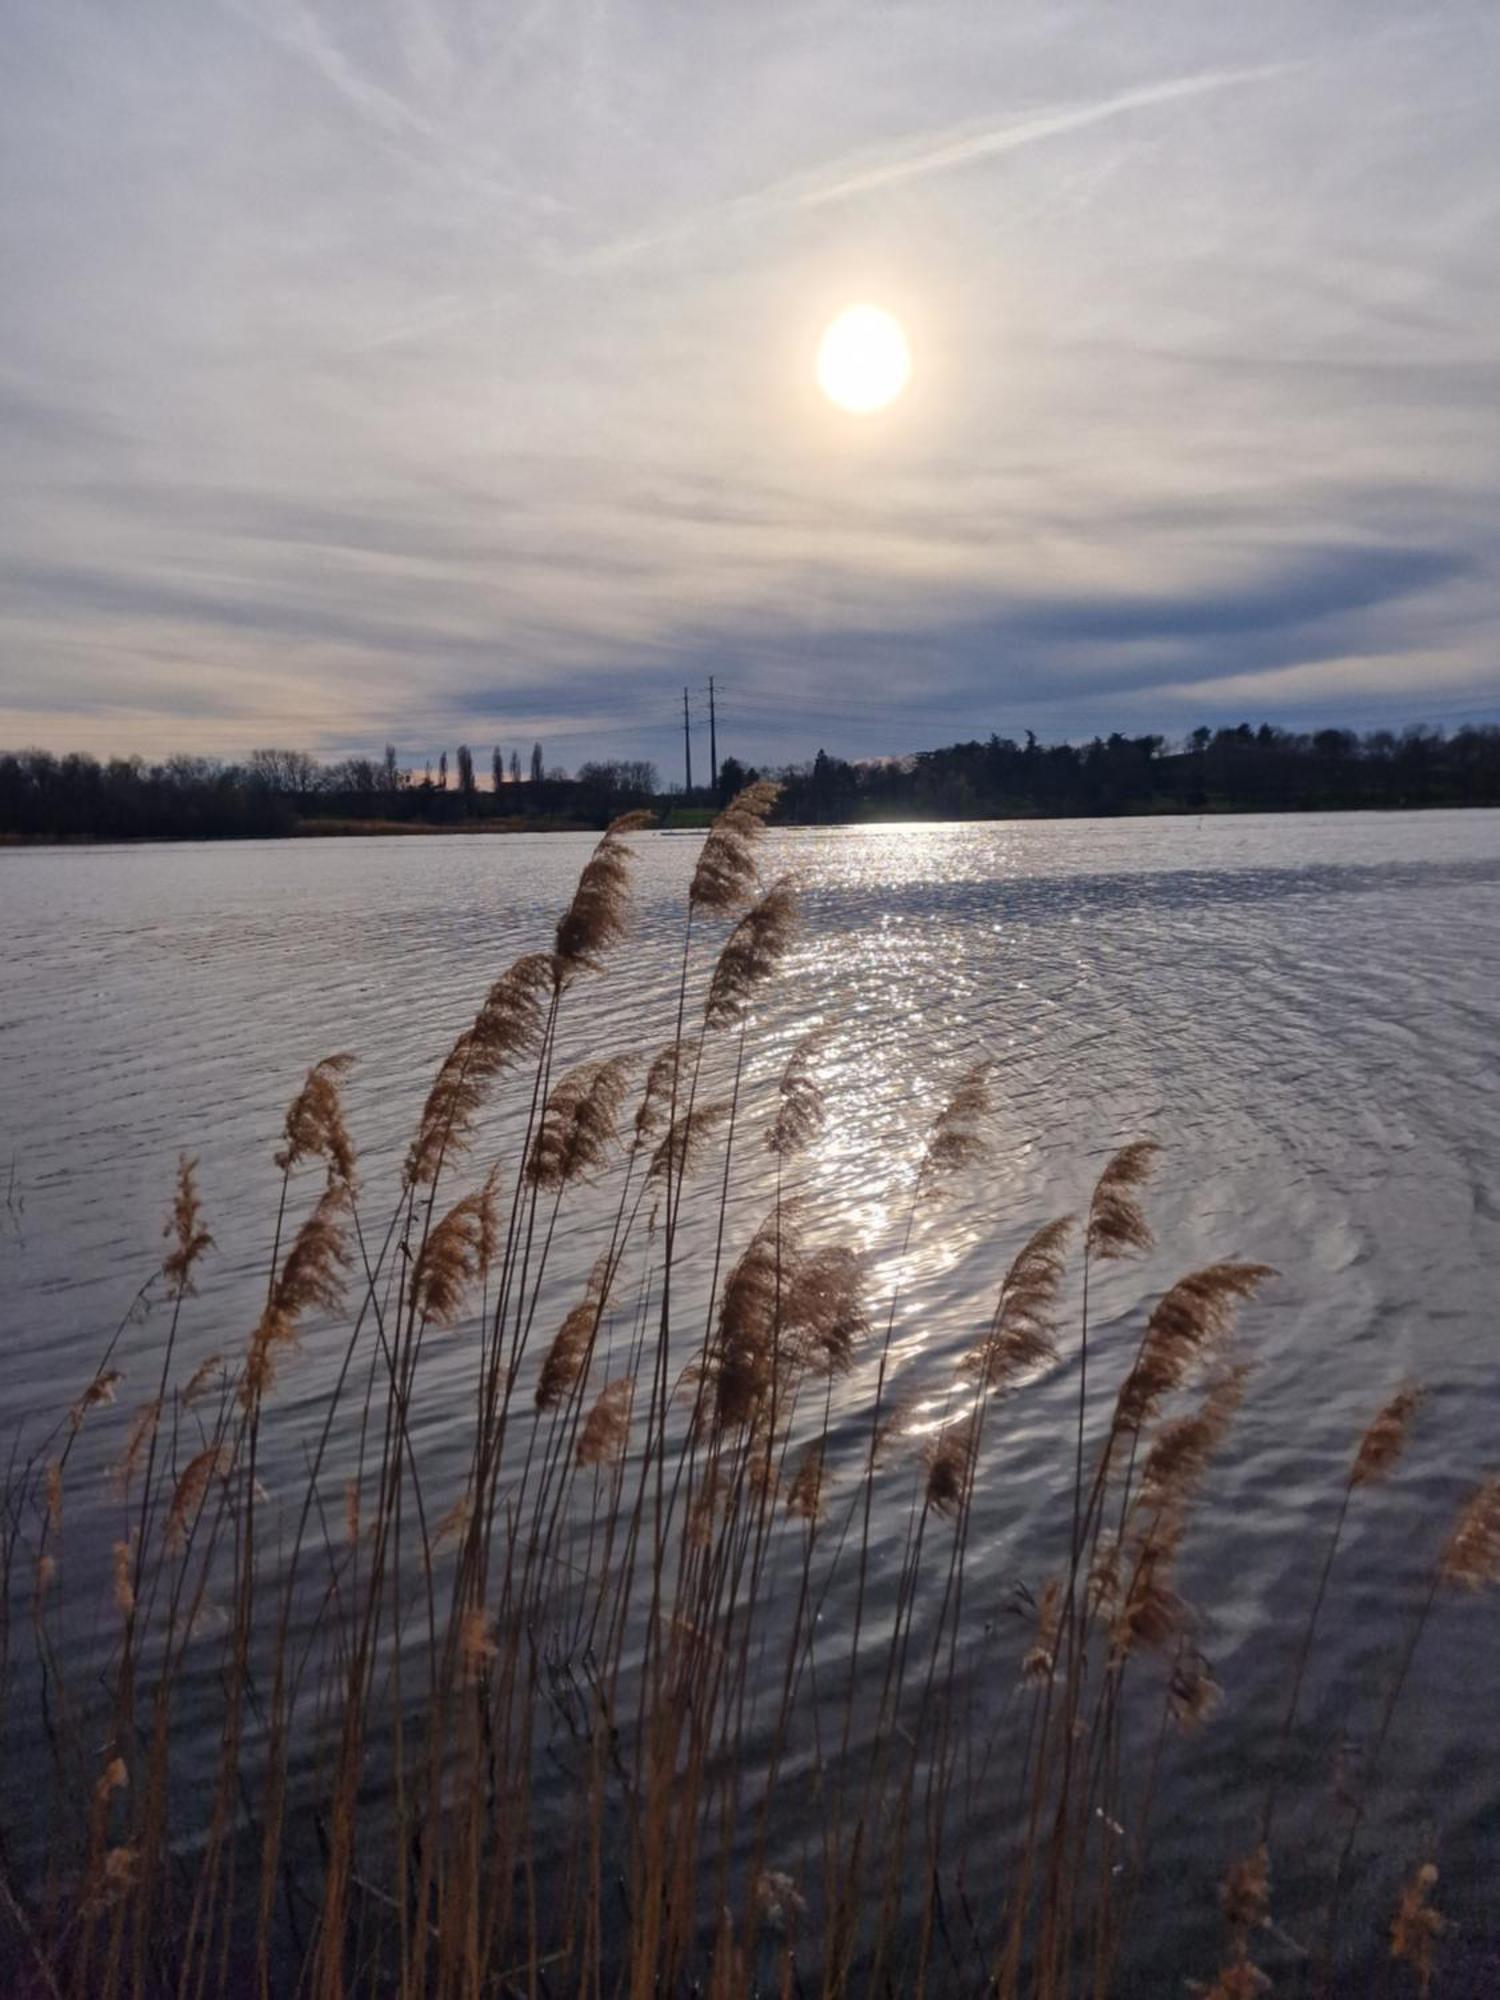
left=275, top=1054, right=356, bottom=1185
left=181, top=1353, right=226, bottom=1405
left=161, top=1153, right=213, bottom=1296
left=961, top=1215, right=1073, bottom=1393
left=703, top=877, right=798, bottom=1030
left=412, top=1172, right=500, bottom=1327
left=634, top=1036, right=700, bottom=1145
left=68, top=1367, right=122, bottom=1431
left=647, top=1098, right=729, bottom=1189
left=924, top=1419, right=976, bottom=1520
left=1198, top=1845, right=1271, bottom=1998
left=767, top=1029, right=829, bottom=1157
left=1139, top=1364, right=1250, bottom=1511
left=1115, top=1263, right=1274, bottom=1434
left=1166, top=1647, right=1222, bottom=1731
left=1438, top=1474, right=1500, bottom=1591
left=1086, top=1140, right=1158, bottom=1260
left=44, top=1458, right=62, bottom=1534
left=527, top=1056, right=633, bottom=1189
left=111, top=1536, right=135, bottom=1617
left=537, top=1252, right=611, bottom=1410
left=458, top=1606, right=497, bottom=1684
left=785, top=1244, right=866, bottom=1378
left=553, top=811, right=653, bottom=980
left=786, top=1439, right=828, bottom=1523
left=1351, top=1382, right=1424, bottom=1487
left=405, top=952, right=552, bottom=1185
left=689, top=779, right=780, bottom=914
left=713, top=1213, right=785, bottom=1430
left=918, top=1058, right=996, bottom=1191
left=577, top=1376, right=633, bottom=1466
left=1022, top=1576, right=1063, bottom=1685
left=243, top=1181, right=351, bottom=1404
left=1111, top=1511, right=1188, bottom=1657
left=112, top=1399, right=161, bottom=1499
left=165, top=1445, right=230, bottom=1552
left=1389, top=1861, right=1443, bottom=1997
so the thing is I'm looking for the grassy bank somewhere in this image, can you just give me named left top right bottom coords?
left=1, top=786, right=1493, bottom=1997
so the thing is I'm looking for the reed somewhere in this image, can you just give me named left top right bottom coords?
left=1, top=788, right=1493, bottom=2000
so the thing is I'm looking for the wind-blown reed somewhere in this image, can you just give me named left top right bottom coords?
left=2, top=785, right=1494, bottom=2000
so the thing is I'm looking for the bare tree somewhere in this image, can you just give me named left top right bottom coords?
left=438, top=750, right=448, bottom=791
left=529, top=741, right=544, bottom=785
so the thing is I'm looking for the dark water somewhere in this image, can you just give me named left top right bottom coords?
left=3, top=811, right=1499, bottom=1985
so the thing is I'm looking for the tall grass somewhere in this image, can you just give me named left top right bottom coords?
left=1, top=788, right=1495, bottom=1998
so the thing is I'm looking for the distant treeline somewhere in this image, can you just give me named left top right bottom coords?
left=771, top=722, right=1500, bottom=823
left=3, top=723, right=1499, bottom=842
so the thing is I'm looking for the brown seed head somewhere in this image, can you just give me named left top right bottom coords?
left=181, top=1354, right=226, bottom=1406
left=112, top=1535, right=136, bottom=1617
left=703, top=877, right=798, bottom=1030
left=786, top=1439, right=828, bottom=1523
left=714, top=1212, right=787, bottom=1430
left=1218, top=1844, right=1271, bottom=1936
left=1389, top=1860, right=1443, bottom=1998
left=1086, top=1140, right=1158, bottom=1260
left=1351, top=1382, right=1424, bottom=1488
left=1115, top=1263, right=1275, bottom=1435
left=767, top=1029, right=829, bottom=1157
left=924, top=1418, right=976, bottom=1520
left=1167, top=1647, right=1223, bottom=1732
left=1021, top=1576, right=1062, bottom=1685
left=961, top=1216, right=1074, bottom=1393
left=413, top=1171, right=500, bottom=1327
left=785, top=1244, right=867, bottom=1378
left=647, top=1098, right=730, bottom=1189
left=165, top=1445, right=230, bottom=1552
left=919, top=1060, right=996, bottom=1193
left=162, top=1153, right=214, bottom=1296
left=113, top=1400, right=162, bottom=1500
left=537, top=1251, right=612, bottom=1409
left=578, top=1376, right=634, bottom=1466
left=634, top=1036, right=699, bottom=1144
left=1140, top=1364, right=1250, bottom=1510
left=1439, top=1474, right=1500, bottom=1592
left=554, top=817, right=650, bottom=979
left=406, top=953, right=552, bottom=1186
left=68, top=1368, right=122, bottom=1432
left=275, top=1054, right=356, bottom=1186
left=689, top=779, right=780, bottom=914
left=528, top=1057, right=633, bottom=1188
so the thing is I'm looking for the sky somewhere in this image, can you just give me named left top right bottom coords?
left=2, top=2, right=1498, bottom=780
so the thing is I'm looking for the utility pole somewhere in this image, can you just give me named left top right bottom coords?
left=682, top=686, right=693, bottom=798
left=707, top=675, right=719, bottom=803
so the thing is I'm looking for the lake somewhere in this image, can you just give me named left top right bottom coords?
left=3, top=810, right=1499, bottom=1990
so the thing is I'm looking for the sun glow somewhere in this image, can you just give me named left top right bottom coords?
left=816, top=304, right=911, bottom=413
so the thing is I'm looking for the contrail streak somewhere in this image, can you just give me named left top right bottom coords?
left=570, top=62, right=1298, bottom=270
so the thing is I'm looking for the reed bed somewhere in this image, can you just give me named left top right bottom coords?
left=0, top=787, right=1494, bottom=1998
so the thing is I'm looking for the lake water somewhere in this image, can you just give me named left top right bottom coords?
left=3, top=811, right=1499, bottom=1988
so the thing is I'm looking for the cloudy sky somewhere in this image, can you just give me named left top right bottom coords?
left=3, top=2, right=1498, bottom=777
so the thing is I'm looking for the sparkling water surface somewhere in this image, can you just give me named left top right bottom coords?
left=3, top=812, right=1499, bottom=1987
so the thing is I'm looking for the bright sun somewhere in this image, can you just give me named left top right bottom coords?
left=817, top=304, right=911, bottom=413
